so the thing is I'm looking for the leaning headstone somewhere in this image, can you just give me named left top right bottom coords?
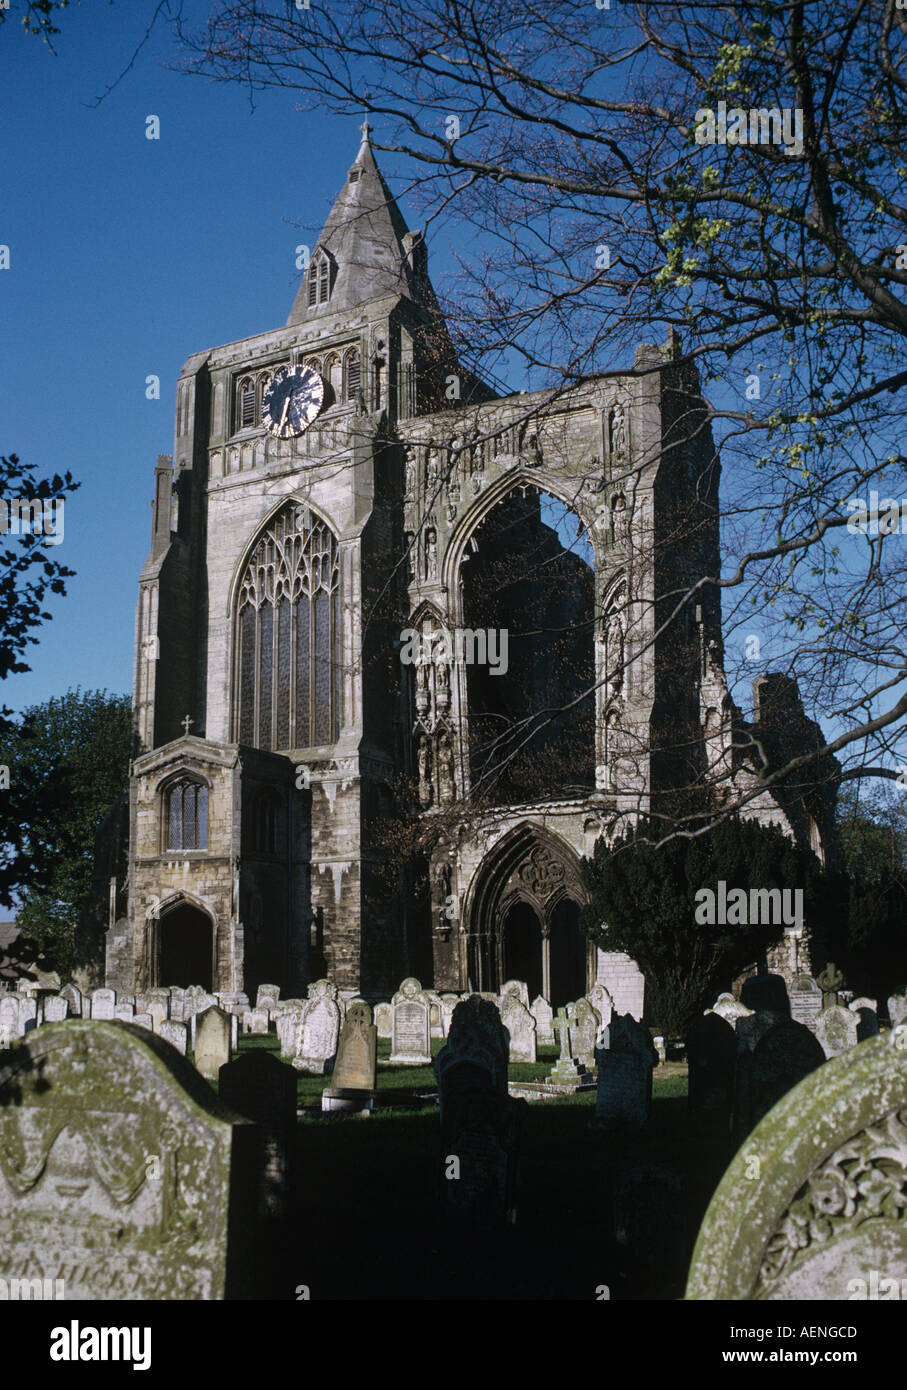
left=500, top=979, right=530, bottom=1009
left=292, top=981, right=340, bottom=1074
left=374, top=1002, right=392, bottom=1038
left=530, top=995, right=554, bottom=1046
left=42, top=996, right=69, bottom=1025
left=158, top=1019, right=188, bottom=1056
left=0, top=1019, right=258, bottom=1298
left=90, top=988, right=116, bottom=1021
left=219, top=1051, right=295, bottom=1221
left=686, top=1012, right=736, bottom=1113
left=194, top=1006, right=233, bottom=1081
left=389, top=977, right=432, bottom=1065
left=732, top=1018, right=825, bottom=1144
left=59, top=983, right=82, bottom=1017
left=815, top=1003, right=858, bottom=1059
left=594, top=1013, right=659, bottom=1129
left=499, top=995, right=536, bottom=1064
left=740, top=973, right=790, bottom=1017
left=789, top=974, right=822, bottom=1031
left=567, top=998, right=599, bottom=1069
left=434, top=995, right=510, bottom=1116
left=888, top=993, right=907, bottom=1028
left=323, top=1001, right=377, bottom=1111
left=687, top=1027, right=907, bottom=1299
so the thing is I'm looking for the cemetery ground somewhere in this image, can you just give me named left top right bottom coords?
left=232, top=1033, right=730, bottom=1301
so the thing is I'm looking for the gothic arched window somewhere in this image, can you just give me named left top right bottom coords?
left=344, top=348, right=361, bottom=403
left=235, top=504, right=340, bottom=752
left=165, top=778, right=209, bottom=850
left=237, top=375, right=256, bottom=429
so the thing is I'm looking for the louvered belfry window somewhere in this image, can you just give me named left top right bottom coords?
left=238, top=377, right=256, bottom=428
left=166, top=779, right=209, bottom=850
left=236, top=505, right=340, bottom=751
left=307, top=253, right=331, bottom=307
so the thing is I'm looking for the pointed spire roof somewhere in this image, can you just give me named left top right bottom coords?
left=287, top=125, right=427, bottom=325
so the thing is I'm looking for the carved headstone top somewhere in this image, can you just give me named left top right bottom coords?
left=0, top=1020, right=257, bottom=1299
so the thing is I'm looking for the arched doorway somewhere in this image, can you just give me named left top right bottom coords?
left=548, top=898, right=588, bottom=1010
left=501, top=900, right=544, bottom=1001
left=465, top=824, right=592, bottom=1001
left=159, top=903, right=214, bottom=990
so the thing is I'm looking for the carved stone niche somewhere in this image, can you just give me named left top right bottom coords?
left=686, top=1027, right=907, bottom=1301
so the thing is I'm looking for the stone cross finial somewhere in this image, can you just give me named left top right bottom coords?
left=181, top=715, right=193, bottom=737
left=359, top=118, right=371, bottom=142
left=553, top=1008, right=573, bottom=1062
left=817, top=961, right=844, bottom=1007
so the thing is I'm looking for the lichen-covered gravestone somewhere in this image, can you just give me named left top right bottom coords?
left=59, top=984, right=82, bottom=1017
left=567, top=998, right=600, bottom=1069
left=323, top=1001, right=377, bottom=1111
left=434, top=995, right=510, bottom=1120
left=500, top=979, right=530, bottom=1008
left=42, top=996, right=69, bottom=1025
left=293, top=981, right=340, bottom=1074
left=255, top=984, right=280, bottom=1015
left=389, top=978, right=432, bottom=1065
left=90, top=989, right=116, bottom=1021
left=0, top=1020, right=258, bottom=1298
left=789, top=974, right=822, bottom=1032
left=158, top=1020, right=188, bottom=1056
left=276, top=1002, right=306, bottom=1059
left=585, top=982, right=614, bottom=1030
left=530, top=996, right=554, bottom=1046
left=815, top=1004, right=858, bottom=1059
left=889, top=994, right=907, bottom=1028
left=686, top=1027, right=907, bottom=1299
left=373, top=1002, right=392, bottom=1039
left=848, top=997, right=880, bottom=1041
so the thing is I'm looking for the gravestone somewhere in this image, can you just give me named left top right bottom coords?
left=243, top=1009, right=269, bottom=1036
left=548, top=1007, right=588, bottom=1086
left=530, top=995, right=554, bottom=1046
left=888, top=994, right=907, bottom=1028
left=708, top=995, right=754, bottom=1027
left=0, top=996, right=21, bottom=1040
left=613, top=1161, right=689, bottom=1296
left=815, top=1004, right=858, bottom=1059
left=740, top=973, right=790, bottom=1017
left=42, top=996, right=69, bottom=1025
left=59, top=984, right=82, bottom=1017
left=789, top=974, right=822, bottom=1031
left=500, top=979, right=529, bottom=1009
left=389, top=977, right=432, bottom=1065
left=736, top=1010, right=789, bottom=1055
left=499, top=995, right=536, bottom=1064
left=255, top=984, right=281, bottom=1015
left=594, top=1013, right=659, bottom=1129
left=146, top=997, right=169, bottom=1033
left=374, top=1002, right=392, bottom=1038
left=158, top=1019, right=188, bottom=1056
left=0, top=1019, right=258, bottom=1298
left=687, top=1027, right=907, bottom=1299
left=219, top=1051, right=295, bottom=1222
left=323, top=1001, right=377, bottom=1111
left=18, top=998, right=37, bottom=1034
left=567, top=998, right=599, bottom=1069
left=686, top=1012, right=736, bottom=1113
left=194, top=1006, right=233, bottom=1081
left=276, top=1002, right=306, bottom=1058
left=90, top=988, right=116, bottom=1021
left=115, top=1004, right=135, bottom=1023
left=585, top=982, right=614, bottom=1029
left=440, top=1081, right=528, bottom=1229
left=293, top=981, right=340, bottom=1074
left=849, top=997, right=880, bottom=1041
left=132, top=1012, right=153, bottom=1031
left=167, top=987, right=186, bottom=1023
left=434, top=995, right=509, bottom=1119
left=425, top=991, right=445, bottom=1039
left=439, top=994, right=460, bottom=1037
left=733, top=1018, right=825, bottom=1143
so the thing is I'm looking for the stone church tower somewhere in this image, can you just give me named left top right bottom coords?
left=104, top=128, right=836, bottom=1009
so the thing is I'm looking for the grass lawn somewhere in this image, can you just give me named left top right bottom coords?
left=222, top=1033, right=736, bottom=1300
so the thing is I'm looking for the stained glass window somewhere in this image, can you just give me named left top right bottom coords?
left=236, top=505, right=340, bottom=751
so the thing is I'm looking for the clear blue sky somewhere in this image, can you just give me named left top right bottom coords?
left=1, top=1, right=467, bottom=717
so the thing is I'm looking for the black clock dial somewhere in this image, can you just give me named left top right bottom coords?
left=262, top=365, right=325, bottom=438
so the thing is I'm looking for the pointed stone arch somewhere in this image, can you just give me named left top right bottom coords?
left=463, top=824, right=592, bottom=1004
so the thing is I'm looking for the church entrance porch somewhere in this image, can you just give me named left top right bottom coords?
left=157, top=903, right=214, bottom=991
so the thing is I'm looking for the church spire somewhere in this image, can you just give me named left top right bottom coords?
left=287, top=125, right=428, bottom=325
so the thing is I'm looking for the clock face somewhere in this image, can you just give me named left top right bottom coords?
left=261, top=365, right=324, bottom=438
